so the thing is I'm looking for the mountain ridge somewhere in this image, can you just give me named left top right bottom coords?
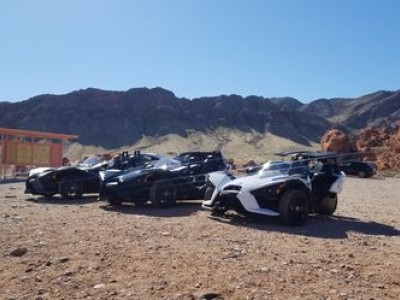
left=0, top=87, right=399, bottom=150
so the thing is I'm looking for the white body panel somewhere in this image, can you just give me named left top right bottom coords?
left=330, top=171, right=346, bottom=194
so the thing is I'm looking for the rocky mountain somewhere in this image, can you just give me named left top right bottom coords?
left=0, top=88, right=331, bottom=148
left=0, top=87, right=399, bottom=151
left=301, top=90, right=400, bottom=130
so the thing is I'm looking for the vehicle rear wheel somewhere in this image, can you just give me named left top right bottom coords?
left=150, top=180, right=177, bottom=208
left=279, top=189, right=309, bottom=226
left=316, top=194, right=337, bottom=215
left=358, top=171, right=366, bottom=178
left=59, top=177, right=83, bottom=200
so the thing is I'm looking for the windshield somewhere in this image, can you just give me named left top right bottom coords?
left=259, top=160, right=309, bottom=178
left=78, top=156, right=105, bottom=167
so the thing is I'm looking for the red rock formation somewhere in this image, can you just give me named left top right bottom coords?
left=321, top=127, right=400, bottom=172
left=377, top=129, right=400, bottom=170
left=320, top=129, right=356, bottom=154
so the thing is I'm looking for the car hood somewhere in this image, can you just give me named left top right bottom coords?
left=28, top=167, right=55, bottom=177
left=222, top=172, right=303, bottom=191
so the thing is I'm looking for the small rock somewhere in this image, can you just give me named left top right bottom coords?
left=345, top=265, right=354, bottom=271
left=58, top=257, right=70, bottom=263
left=348, top=253, right=355, bottom=258
left=94, top=283, right=106, bottom=289
left=38, top=288, right=46, bottom=295
left=10, top=247, right=28, bottom=257
left=257, top=267, right=271, bottom=272
left=198, top=292, right=221, bottom=300
left=392, top=279, right=400, bottom=285
left=63, top=271, right=73, bottom=277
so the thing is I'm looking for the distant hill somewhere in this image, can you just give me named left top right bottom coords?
left=0, top=87, right=399, bottom=159
left=300, top=90, right=400, bottom=129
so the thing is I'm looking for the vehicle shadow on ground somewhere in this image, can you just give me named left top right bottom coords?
left=209, top=213, right=400, bottom=239
left=99, top=201, right=202, bottom=218
left=25, top=195, right=99, bottom=205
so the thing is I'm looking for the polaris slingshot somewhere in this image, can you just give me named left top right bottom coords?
left=99, top=151, right=227, bottom=207
left=202, top=152, right=346, bottom=225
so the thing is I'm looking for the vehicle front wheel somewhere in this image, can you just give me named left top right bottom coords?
left=316, top=194, right=337, bottom=215
left=358, top=171, right=366, bottom=178
left=105, top=196, right=122, bottom=206
left=279, top=189, right=309, bottom=226
left=59, top=177, right=83, bottom=200
left=211, top=202, right=228, bottom=216
left=150, top=180, right=177, bottom=208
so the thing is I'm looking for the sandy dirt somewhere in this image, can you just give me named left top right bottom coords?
left=1, top=176, right=400, bottom=300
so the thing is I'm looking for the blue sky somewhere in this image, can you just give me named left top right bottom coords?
left=1, top=0, right=399, bottom=103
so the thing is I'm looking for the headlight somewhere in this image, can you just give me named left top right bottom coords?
left=105, top=182, right=119, bottom=187
left=159, top=164, right=168, bottom=170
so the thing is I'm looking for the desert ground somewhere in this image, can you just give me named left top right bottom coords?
left=1, top=176, right=400, bottom=300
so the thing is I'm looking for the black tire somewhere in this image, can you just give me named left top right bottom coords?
left=99, top=190, right=122, bottom=206
left=358, top=171, right=366, bottom=178
left=279, top=189, right=309, bottom=226
left=211, top=203, right=228, bottom=216
left=150, top=180, right=177, bottom=208
left=59, top=176, right=83, bottom=200
left=316, top=194, right=337, bottom=216
left=105, top=196, right=122, bottom=206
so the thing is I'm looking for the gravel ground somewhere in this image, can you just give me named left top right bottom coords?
left=1, top=176, right=400, bottom=300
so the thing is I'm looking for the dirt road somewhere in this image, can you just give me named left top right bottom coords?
left=1, top=177, right=399, bottom=299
